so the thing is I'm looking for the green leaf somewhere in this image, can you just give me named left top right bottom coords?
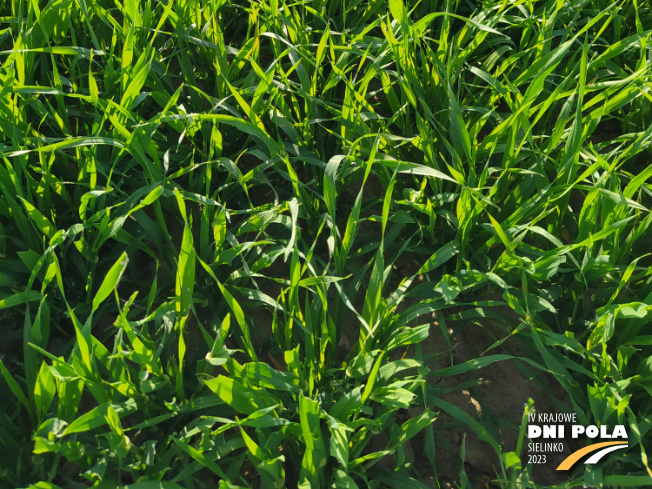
left=370, top=385, right=415, bottom=408
left=240, top=362, right=300, bottom=392
left=25, top=483, right=64, bottom=489
left=0, top=357, right=31, bottom=411
left=63, top=399, right=138, bottom=436
left=417, top=240, right=460, bottom=274
left=299, top=394, right=321, bottom=451
left=0, top=290, right=42, bottom=310
left=92, top=251, right=128, bottom=314
left=175, top=195, right=196, bottom=319
left=34, top=360, right=56, bottom=420
left=330, top=387, right=363, bottom=421
left=203, top=375, right=275, bottom=415
left=329, top=422, right=349, bottom=468
left=387, top=408, right=437, bottom=450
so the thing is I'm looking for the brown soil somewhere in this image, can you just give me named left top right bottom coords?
left=416, top=297, right=586, bottom=488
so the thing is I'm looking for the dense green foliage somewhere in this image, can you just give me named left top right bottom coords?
left=0, top=0, right=651, bottom=487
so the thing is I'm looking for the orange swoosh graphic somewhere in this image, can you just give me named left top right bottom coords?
left=557, top=441, right=628, bottom=470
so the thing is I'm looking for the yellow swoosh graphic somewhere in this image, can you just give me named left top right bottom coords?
left=557, top=441, right=628, bottom=470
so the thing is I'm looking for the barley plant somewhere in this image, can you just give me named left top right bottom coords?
left=0, top=0, right=651, bottom=488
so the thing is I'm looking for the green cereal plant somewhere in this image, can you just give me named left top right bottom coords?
left=0, top=0, right=651, bottom=487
